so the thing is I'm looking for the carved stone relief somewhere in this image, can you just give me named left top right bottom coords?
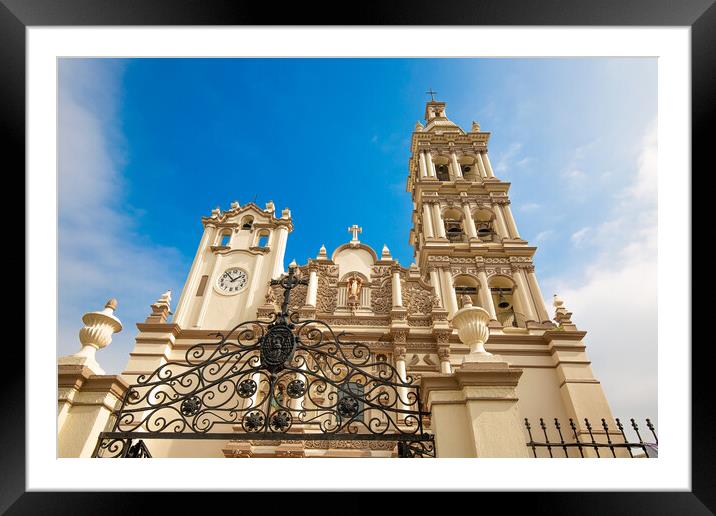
left=316, top=265, right=338, bottom=313
left=401, top=282, right=435, bottom=315
left=370, top=278, right=392, bottom=315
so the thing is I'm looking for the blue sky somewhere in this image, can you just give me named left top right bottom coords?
left=58, top=58, right=657, bottom=422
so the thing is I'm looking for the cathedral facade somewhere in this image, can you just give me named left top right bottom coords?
left=58, top=99, right=623, bottom=458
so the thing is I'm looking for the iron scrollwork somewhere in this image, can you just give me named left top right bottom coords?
left=93, top=266, right=435, bottom=458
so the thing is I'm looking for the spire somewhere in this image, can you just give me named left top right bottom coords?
left=423, top=97, right=463, bottom=134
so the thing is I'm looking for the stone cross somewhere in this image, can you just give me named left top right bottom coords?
left=348, top=224, right=362, bottom=244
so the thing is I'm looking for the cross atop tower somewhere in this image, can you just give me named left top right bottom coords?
left=348, top=224, right=362, bottom=244
left=426, top=88, right=438, bottom=102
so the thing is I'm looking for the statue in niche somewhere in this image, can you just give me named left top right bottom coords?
left=346, top=275, right=363, bottom=305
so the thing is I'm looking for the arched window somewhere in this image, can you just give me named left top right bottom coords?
left=453, top=275, right=480, bottom=308
left=218, top=231, right=231, bottom=247
left=256, top=230, right=270, bottom=248
left=241, top=216, right=254, bottom=231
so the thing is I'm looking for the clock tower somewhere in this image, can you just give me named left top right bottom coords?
left=172, top=200, right=293, bottom=330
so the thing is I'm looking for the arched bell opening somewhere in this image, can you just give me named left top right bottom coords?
left=488, top=275, right=526, bottom=328
left=443, top=207, right=466, bottom=243
left=453, top=274, right=481, bottom=309
left=473, top=208, right=497, bottom=242
left=433, top=155, right=451, bottom=181
left=240, top=215, right=254, bottom=231
left=460, top=156, right=479, bottom=181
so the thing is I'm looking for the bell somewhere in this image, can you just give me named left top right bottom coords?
left=497, top=292, right=511, bottom=309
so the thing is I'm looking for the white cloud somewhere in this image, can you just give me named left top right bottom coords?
left=495, top=142, right=530, bottom=173
left=541, top=119, right=657, bottom=423
left=562, top=168, right=586, bottom=181
left=570, top=227, right=591, bottom=247
left=58, top=60, right=187, bottom=374
left=519, top=202, right=541, bottom=212
left=534, top=230, right=555, bottom=244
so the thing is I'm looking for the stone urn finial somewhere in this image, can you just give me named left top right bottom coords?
left=60, top=298, right=123, bottom=374
left=317, top=244, right=327, bottom=259
left=451, top=296, right=496, bottom=363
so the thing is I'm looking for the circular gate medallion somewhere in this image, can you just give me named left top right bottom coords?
left=260, top=323, right=296, bottom=373
left=337, top=396, right=359, bottom=418
left=269, top=410, right=292, bottom=432
left=286, top=379, right=306, bottom=399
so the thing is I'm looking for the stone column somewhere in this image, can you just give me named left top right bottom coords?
left=391, top=268, right=403, bottom=307
left=58, top=299, right=128, bottom=457
left=432, top=203, right=447, bottom=238
left=502, top=202, right=521, bottom=239
left=426, top=151, right=436, bottom=178
left=526, top=267, right=550, bottom=322
left=474, top=152, right=488, bottom=178
left=544, top=330, right=625, bottom=456
left=418, top=151, right=428, bottom=178
left=462, top=203, right=478, bottom=240
left=306, top=266, right=318, bottom=307
left=429, top=266, right=444, bottom=308
left=422, top=203, right=435, bottom=238
left=512, top=269, right=538, bottom=322
left=482, top=152, right=496, bottom=178
left=394, top=344, right=408, bottom=413
left=421, top=299, right=528, bottom=457
left=477, top=270, right=497, bottom=320
left=441, top=267, right=459, bottom=316
left=493, top=204, right=510, bottom=239
left=58, top=368, right=129, bottom=457
left=451, top=152, right=463, bottom=179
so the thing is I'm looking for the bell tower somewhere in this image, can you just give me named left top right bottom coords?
left=407, top=97, right=551, bottom=328
left=172, top=200, right=293, bottom=330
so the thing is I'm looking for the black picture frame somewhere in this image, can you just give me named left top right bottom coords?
left=4, top=0, right=709, bottom=513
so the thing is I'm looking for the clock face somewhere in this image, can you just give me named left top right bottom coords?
left=216, top=267, right=249, bottom=295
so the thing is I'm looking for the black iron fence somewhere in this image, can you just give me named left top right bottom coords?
left=524, top=417, right=658, bottom=458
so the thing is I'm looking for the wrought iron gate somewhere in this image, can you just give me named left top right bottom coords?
left=92, top=267, right=435, bottom=458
